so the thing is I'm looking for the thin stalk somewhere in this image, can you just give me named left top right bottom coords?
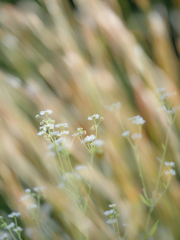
left=154, top=126, right=171, bottom=199
left=14, top=217, right=18, bottom=227
left=8, top=229, right=17, bottom=240
left=88, top=152, right=94, bottom=199
left=115, top=218, right=121, bottom=240
left=135, top=150, right=148, bottom=200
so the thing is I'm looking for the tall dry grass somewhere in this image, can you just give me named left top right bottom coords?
left=0, top=0, right=180, bottom=239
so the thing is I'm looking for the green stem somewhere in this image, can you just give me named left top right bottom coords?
left=115, top=217, right=121, bottom=240
left=154, top=126, right=171, bottom=200
left=88, top=152, right=94, bottom=199
left=8, top=229, right=16, bottom=240
left=135, top=150, right=148, bottom=200
left=14, top=217, right=18, bottom=227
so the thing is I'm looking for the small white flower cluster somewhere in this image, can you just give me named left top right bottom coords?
left=109, top=204, right=116, bottom=208
left=88, top=114, right=100, bottom=121
left=8, top=212, right=21, bottom=218
left=62, top=172, right=81, bottom=181
left=104, top=204, right=118, bottom=225
left=160, top=92, right=177, bottom=100
left=104, top=209, right=114, bottom=216
left=154, top=87, right=177, bottom=100
left=129, top=115, right=146, bottom=125
left=6, top=222, right=15, bottom=230
left=91, top=139, right=104, bottom=147
left=57, top=131, right=69, bottom=137
left=81, top=135, right=96, bottom=144
left=13, top=227, right=23, bottom=232
left=156, top=106, right=175, bottom=115
left=75, top=165, right=88, bottom=171
left=164, top=161, right=176, bottom=176
left=165, top=169, right=176, bottom=176
left=50, top=131, right=60, bottom=136
left=25, top=188, right=31, bottom=193
left=36, top=111, right=70, bottom=153
left=33, top=186, right=47, bottom=193
left=164, top=161, right=175, bottom=167
left=55, top=123, right=68, bottom=128
left=131, top=133, right=142, bottom=139
left=0, top=233, right=8, bottom=240
left=19, top=195, right=30, bottom=202
left=88, top=114, right=104, bottom=123
left=36, top=110, right=52, bottom=118
left=104, top=102, right=121, bottom=112
left=106, top=219, right=117, bottom=224
left=54, top=137, right=66, bottom=143
left=26, top=204, right=37, bottom=210
left=72, top=128, right=87, bottom=137
left=121, top=131, right=130, bottom=137
left=154, top=87, right=165, bottom=94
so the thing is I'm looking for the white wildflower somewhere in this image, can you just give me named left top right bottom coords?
left=166, top=109, right=175, bottom=114
left=19, top=195, right=30, bottom=202
left=91, top=139, right=104, bottom=147
left=0, top=233, right=8, bottom=239
left=8, top=212, right=21, bottom=218
left=37, top=131, right=45, bottom=136
left=88, top=114, right=100, bottom=121
left=47, top=143, right=54, bottom=150
left=57, top=131, right=69, bottom=137
left=122, top=131, right=130, bottom=137
left=33, top=186, right=46, bottom=193
left=105, top=102, right=121, bottom=112
left=165, top=169, right=176, bottom=176
left=82, top=135, right=96, bottom=143
left=129, top=115, right=146, bottom=125
left=154, top=87, right=166, bottom=93
left=106, top=219, right=117, bottom=224
left=55, top=123, right=68, bottom=128
left=25, top=188, right=31, bottom=193
left=43, top=124, right=54, bottom=130
left=164, top=161, right=175, bottom=167
left=156, top=106, right=166, bottom=112
left=54, top=137, right=66, bottom=144
left=72, top=129, right=87, bottom=137
left=160, top=92, right=177, bottom=100
left=13, top=227, right=23, bottom=232
left=39, top=110, right=52, bottom=116
left=6, top=222, right=15, bottom=229
left=75, top=165, right=88, bottom=171
left=50, top=131, right=60, bottom=136
left=72, top=133, right=78, bottom=137
left=26, top=204, right=37, bottom=210
left=109, top=204, right=116, bottom=208
left=63, top=172, right=81, bottom=181
left=35, top=114, right=40, bottom=118
left=104, top=209, right=114, bottom=216
left=131, top=133, right=143, bottom=139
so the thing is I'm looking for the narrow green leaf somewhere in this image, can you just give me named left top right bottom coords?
left=162, top=144, right=165, bottom=150
left=140, top=194, right=150, bottom=207
left=67, top=173, right=73, bottom=179
left=83, top=197, right=88, bottom=213
left=162, top=182, right=167, bottom=189
left=148, top=220, right=159, bottom=237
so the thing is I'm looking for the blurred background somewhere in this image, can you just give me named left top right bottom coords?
left=0, top=0, right=180, bottom=239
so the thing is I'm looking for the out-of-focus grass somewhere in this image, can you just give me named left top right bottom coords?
left=0, top=0, right=180, bottom=239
